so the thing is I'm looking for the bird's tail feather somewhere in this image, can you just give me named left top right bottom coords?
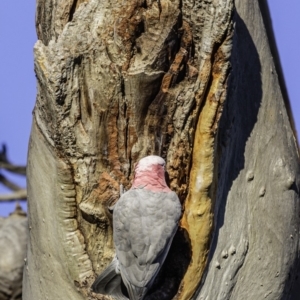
left=91, top=256, right=128, bottom=300
left=124, top=278, right=147, bottom=300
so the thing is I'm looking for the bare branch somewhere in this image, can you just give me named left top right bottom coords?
left=0, top=144, right=8, bottom=163
left=0, top=144, right=26, bottom=175
left=0, top=173, right=23, bottom=191
left=0, top=189, right=27, bottom=202
left=0, top=162, right=26, bottom=175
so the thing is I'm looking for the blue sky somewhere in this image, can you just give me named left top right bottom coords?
left=0, top=1, right=299, bottom=216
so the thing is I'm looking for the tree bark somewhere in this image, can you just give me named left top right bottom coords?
left=23, top=0, right=300, bottom=299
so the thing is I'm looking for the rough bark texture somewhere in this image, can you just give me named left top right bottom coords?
left=0, top=206, right=27, bottom=300
left=23, top=0, right=300, bottom=299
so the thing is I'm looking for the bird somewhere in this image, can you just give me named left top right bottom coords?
left=92, top=155, right=182, bottom=300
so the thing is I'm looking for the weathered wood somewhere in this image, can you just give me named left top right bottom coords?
left=23, top=0, right=300, bottom=299
left=0, top=206, right=27, bottom=300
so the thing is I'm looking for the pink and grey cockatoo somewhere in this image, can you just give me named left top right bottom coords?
left=92, top=155, right=182, bottom=300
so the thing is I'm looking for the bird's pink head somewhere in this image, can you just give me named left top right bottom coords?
left=131, top=155, right=171, bottom=192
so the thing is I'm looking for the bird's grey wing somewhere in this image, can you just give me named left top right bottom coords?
left=113, top=189, right=181, bottom=299
left=91, top=255, right=128, bottom=300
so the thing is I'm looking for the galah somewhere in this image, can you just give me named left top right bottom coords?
left=92, top=155, right=182, bottom=300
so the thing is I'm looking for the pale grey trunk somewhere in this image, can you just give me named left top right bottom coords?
left=22, top=0, right=300, bottom=300
left=195, top=1, right=300, bottom=299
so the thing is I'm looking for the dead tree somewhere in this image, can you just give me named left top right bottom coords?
left=23, top=0, right=300, bottom=299
left=0, top=205, right=27, bottom=300
left=0, top=145, right=27, bottom=202
left=0, top=146, right=27, bottom=300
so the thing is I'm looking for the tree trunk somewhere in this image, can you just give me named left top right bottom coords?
left=23, top=0, right=300, bottom=299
